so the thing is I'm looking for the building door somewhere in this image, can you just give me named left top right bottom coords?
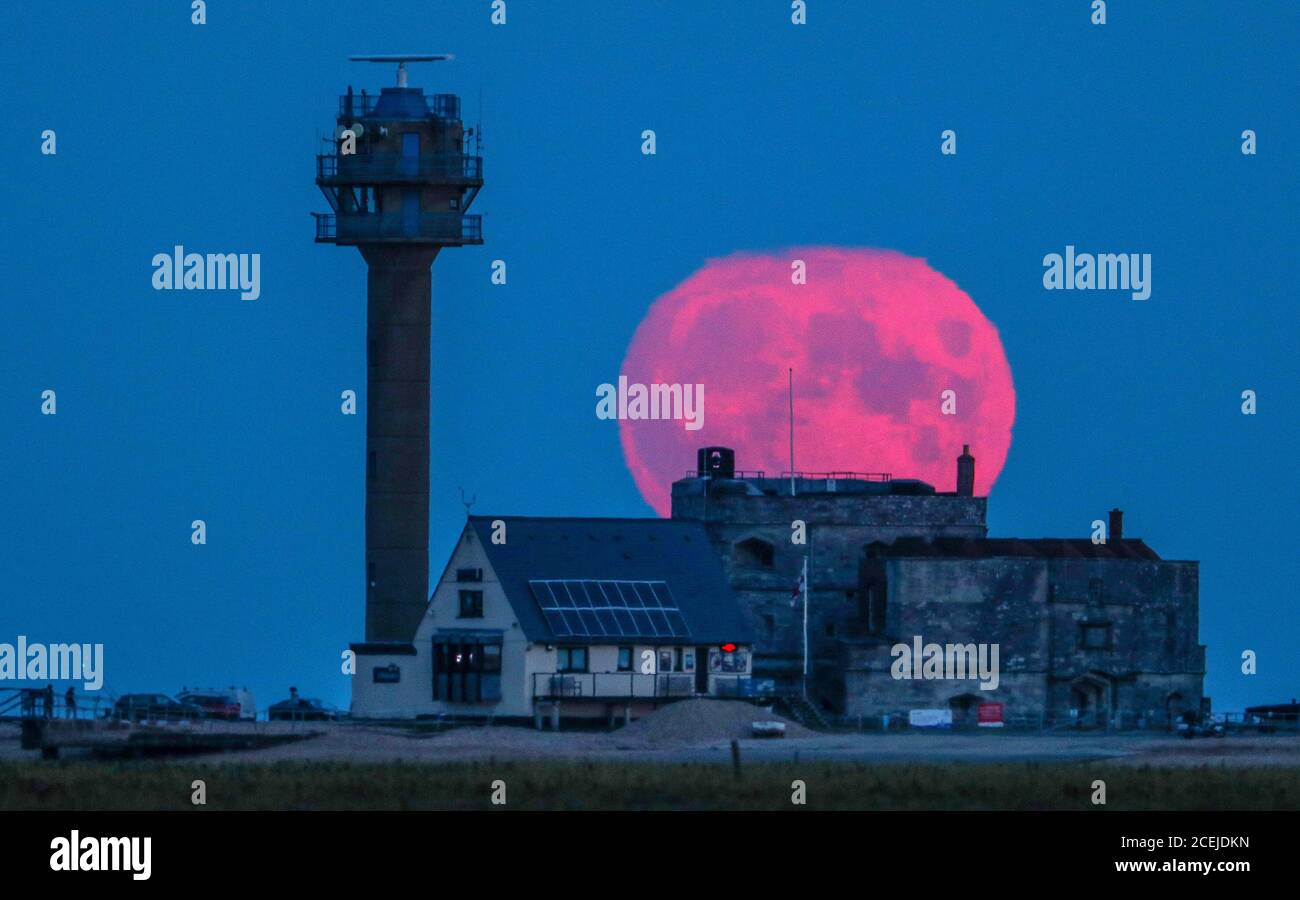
left=402, top=190, right=419, bottom=238
left=400, top=132, right=420, bottom=177
left=948, top=693, right=980, bottom=728
left=696, top=647, right=711, bottom=695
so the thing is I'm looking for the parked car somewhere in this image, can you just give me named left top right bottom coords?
left=267, top=697, right=344, bottom=721
left=110, top=694, right=206, bottom=722
left=1176, top=716, right=1227, bottom=738
left=177, top=687, right=257, bottom=721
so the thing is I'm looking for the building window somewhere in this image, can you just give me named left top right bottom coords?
left=659, top=649, right=673, bottom=673
left=1080, top=623, right=1112, bottom=650
left=718, top=649, right=747, bottom=673
left=433, top=640, right=502, bottom=702
left=456, top=568, right=483, bottom=582
left=616, top=647, right=633, bottom=671
left=735, top=537, right=776, bottom=569
left=557, top=647, right=588, bottom=673
left=458, top=590, right=484, bottom=618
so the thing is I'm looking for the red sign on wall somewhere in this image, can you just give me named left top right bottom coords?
left=977, top=703, right=1004, bottom=725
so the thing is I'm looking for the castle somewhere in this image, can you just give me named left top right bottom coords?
left=672, top=446, right=1206, bottom=727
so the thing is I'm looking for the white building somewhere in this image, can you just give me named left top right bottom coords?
left=351, top=516, right=755, bottom=723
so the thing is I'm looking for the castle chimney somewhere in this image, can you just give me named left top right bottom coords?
left=1109, top=508, right=1123, bottom=541
left=697, top=446, right=735, bottom=479
left=956, top=444, right=975, bottom=496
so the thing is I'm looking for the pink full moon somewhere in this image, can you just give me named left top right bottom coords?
left=618, top=247, right=1016, bottom=516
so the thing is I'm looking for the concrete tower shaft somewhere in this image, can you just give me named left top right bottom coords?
left=362, top=245, right=437, bottom=640
left=315, top=64, right=483, bottom=642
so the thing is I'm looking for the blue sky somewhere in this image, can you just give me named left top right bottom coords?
left=2, top=1, right=1296, bottom=712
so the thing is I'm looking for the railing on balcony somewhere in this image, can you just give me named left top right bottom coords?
left=338, top=92, right=461, bottom=120
left=317, top=153, right=483, bottom=183
left=780, top=471, right=892, bottom=482
left=684, top=470, right=768, bottom=479
left=313, top=212, right=482, bottom=244
left=532, top=672, right=752, bottom=700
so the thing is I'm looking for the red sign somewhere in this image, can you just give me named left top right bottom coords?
left=720, top=643, right=737, bottom=653
left=977, top=703, right=1004, bottom=725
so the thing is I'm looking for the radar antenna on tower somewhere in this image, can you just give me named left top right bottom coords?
left=349, top=54, right=455, bottom=87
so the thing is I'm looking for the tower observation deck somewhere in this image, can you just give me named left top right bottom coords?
left=315, top=55, right=484, bottom=642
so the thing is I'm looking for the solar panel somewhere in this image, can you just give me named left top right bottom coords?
left=529, top=579, right=691, bottom=640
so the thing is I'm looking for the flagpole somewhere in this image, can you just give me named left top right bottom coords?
left=801, top=555, right=809, bottom=702
left=789, top=368, right=796, bottom=497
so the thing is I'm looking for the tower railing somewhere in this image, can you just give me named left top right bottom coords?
left=317, top=153, right=483, bottom=183
left=313, top=212, right=483, bottom=244
left=337, top=92, right=461, bottom=120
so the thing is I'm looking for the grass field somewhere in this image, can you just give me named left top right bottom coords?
left=2, top=759, right=1298, bottom=810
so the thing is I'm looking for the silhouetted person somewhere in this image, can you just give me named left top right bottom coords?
left=64, top=685, right=76, bottom=719
left=43, top=684, right=54, bottom=719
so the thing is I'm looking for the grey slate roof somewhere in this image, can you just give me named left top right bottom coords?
left=468, top=516, right=754, bottom=645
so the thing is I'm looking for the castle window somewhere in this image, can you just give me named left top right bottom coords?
left=735, top=537, right=775, bottom=569
left=863, top=583, right=887, bottom=635
left=1080, top=623, right=1112, bottom=650
left=456, top=568, right=483, bottom=582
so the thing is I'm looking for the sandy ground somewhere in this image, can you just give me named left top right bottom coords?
left=3, top=718, right=1299, bottom=767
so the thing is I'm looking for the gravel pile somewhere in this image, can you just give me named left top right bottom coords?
left=618, top=699, right=812, bottom=744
